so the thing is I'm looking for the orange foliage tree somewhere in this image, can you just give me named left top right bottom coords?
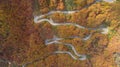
left=38, top=0, right=50, bottom=13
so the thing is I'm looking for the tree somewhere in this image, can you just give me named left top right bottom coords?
left=50, top=13, right=66, bottom=23
left=74, top=0, right=87, bottom=9
left=49, top=0, right=57, bottom=10
left=87, top=0, right=95, bottom=5
left=38, top=0, right=50, bottom=13
left=65, top=0, right=74, bottom=10
left=57, top=0, right=65, bottom=10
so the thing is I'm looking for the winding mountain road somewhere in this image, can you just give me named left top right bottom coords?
left=21, top=0, right=112, bottom=66
left=33, top=5, right=109, bottom=61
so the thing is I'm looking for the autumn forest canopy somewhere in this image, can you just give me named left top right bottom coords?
left=0, top=0, right=120, bottom=67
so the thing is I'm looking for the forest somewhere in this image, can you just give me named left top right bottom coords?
left=0, top=0, right=120, bottom=67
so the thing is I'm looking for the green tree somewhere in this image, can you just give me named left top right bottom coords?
left=65, top=0, right=75, bottom=10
